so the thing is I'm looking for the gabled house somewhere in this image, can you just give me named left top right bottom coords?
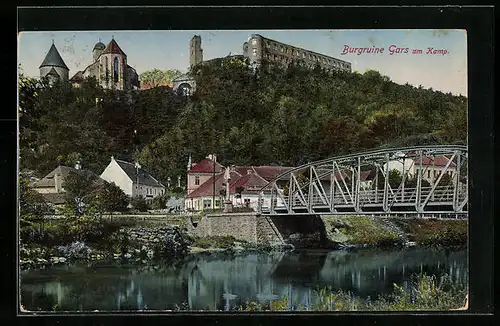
left=185, top=154, right=294, bottom=211
left=413, top=155, right=457, bottom=185
left=100, top=156, right=165, bottom=201
left=32, top=162, right=103, bottom=205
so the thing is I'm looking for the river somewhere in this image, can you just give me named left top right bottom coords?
left=20, top=247, right=467, bottom=312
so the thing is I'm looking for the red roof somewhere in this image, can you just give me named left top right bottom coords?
left=414, top=156, right=456, bottom=167
left=188, top=159, right=224, bottom=173
left=101, top=39, right=126, bottom=56
left=250, top=166, right=294, bottom=181
left=229, top=172, right=269, bottom=194
left=186, top=171, right=241, bottom=198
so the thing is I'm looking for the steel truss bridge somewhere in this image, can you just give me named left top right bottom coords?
left=257, top=146, right=468, bottom=216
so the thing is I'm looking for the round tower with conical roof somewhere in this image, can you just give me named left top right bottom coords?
left=39, top=42, right=69, bottom=82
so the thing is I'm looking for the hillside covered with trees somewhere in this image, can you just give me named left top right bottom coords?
left=19, top=57, right=467, bottom=186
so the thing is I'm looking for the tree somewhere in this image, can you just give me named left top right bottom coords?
left=62, top=170, right=102, bottom=216
left=235, top=186, right=245, bottom=206
left=151, top=194, right=170, bottom=210
left=139, top=68, right=183, bottom=88
left=283, top=172, right=309, bottom=196
left=130, top=196, right=149, bottom=212
left=437, top=172, right=453, bottom=187
left=19, top=170, right=53, bottom=223
left=94, top=181, right=129, bottom=213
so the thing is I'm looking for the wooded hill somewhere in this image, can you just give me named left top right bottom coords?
left=19, top=57, right=467, bottom=187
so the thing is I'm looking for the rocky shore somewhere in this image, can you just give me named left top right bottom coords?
left=19, top=225, right=293, bottom=270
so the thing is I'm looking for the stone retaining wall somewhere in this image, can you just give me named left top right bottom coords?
left=187, top=213, right=283, bottom=245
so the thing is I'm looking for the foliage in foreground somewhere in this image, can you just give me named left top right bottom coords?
left=390, top=218, right=468, bottom=247
left=322, top=215, right=401, bottom=247
left=233, top=273, right=467, bottom=311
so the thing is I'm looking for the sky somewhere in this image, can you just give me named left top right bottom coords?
left=18, top=29, right=467, bottom=96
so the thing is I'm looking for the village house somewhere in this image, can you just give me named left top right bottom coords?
left=413, top=156, right=457, bottom=186
left=32, top=162, right=103, bottom=206
left=383, top=154, right=457, bottom=186
left=100, top=156, right=165, bottom=201
left=184, top=154, right=293, bottom=211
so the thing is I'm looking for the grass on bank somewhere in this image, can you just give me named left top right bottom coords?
left=388, top=218, right=467, bottom=247
left=322, top=215, right=399, bottom=247
left=235, top=273, right=467, bottom=311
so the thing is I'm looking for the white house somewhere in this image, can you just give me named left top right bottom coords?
left=100, top=156, right=165, bottom=200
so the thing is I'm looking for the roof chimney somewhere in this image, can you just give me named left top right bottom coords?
left=54, top=173, right=62, bottom=192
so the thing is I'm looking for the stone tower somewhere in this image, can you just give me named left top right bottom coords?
left=39, top=42, right=69, bottom=82
left=93, top=40, right=106, bottom=62
left=189, top=35, right=203, bottom=68
left=99, top=38, right=127, bottom=90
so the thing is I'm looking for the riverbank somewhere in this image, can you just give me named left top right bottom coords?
left=19, top=225, right=293, bottom=270
left=321, top=216, right=467, bottom=249
left=19, top=215, right=466, bottom=271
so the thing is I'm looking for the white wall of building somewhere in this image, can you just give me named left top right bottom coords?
left=100, top=159, right=134, bottom=196
left=132, top=183, right=165, bottom=200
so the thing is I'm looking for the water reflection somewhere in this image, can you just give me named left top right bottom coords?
left=20, top=247, right=468, bottom=311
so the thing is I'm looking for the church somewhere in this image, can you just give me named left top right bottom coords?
left=39, top=38, right=140, bottom=90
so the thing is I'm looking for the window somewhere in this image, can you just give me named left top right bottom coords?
left=215, top=200, right=221, bottom=208
left=252, top=48, right=257, bottom=56
left=203, top=199, right=211, bottom=209
left=427, top=170, right=431, bottom=178
left=113, top=57, right=119, bottom=83
left=105, top=57, right=109, bottom=83
left=195, top=176, right=200, bottom=185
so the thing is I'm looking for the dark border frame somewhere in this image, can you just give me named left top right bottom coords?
left=5, top=4, right=494, bottom=326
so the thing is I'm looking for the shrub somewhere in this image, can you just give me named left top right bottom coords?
left=130, top=196, right=149, bottom=212
left=159, top=227, right=189, bottom=259
left=57, top=241, right=92, bottom=260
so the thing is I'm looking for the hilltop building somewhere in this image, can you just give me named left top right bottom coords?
left=243, top=34, right=352, bottom=72
left=190, top=35, right=203, bottom=68
left=174, top=33, right=352, bottom=96
left=39, top=42, right=70, bottom=84
left=69, top=38, right=140, bottom=90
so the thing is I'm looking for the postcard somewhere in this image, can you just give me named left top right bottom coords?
left=18, top=28, right=469, bottom=313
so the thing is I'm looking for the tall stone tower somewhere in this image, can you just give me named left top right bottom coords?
left=189, top=35, right=203, bottom=68
left=92, top=40, right=106, bottom=62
